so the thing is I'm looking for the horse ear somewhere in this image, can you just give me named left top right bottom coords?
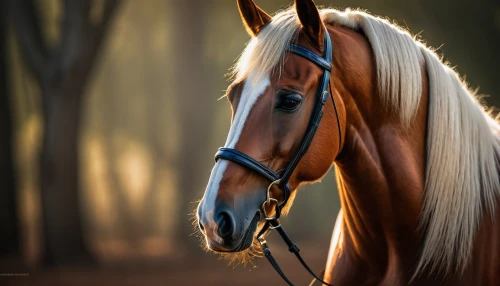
left=237, top=0, right=272, bottom=37
left=294, top=0, right=325, bottom=51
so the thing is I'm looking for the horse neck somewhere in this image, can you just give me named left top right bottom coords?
left=329, top=79, right=429, bottom=279
left=335, top=125, right=424, bottom=259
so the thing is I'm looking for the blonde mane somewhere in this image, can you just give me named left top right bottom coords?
left=233, top=7, right=500, bottom=277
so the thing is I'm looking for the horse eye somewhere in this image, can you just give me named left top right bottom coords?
left=278, top=93, right=302, bottom=111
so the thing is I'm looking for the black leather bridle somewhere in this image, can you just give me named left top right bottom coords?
left=214, top=30, right=341, bottom=286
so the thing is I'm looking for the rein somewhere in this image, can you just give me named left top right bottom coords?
left=215, top=30, right=340, bottom=286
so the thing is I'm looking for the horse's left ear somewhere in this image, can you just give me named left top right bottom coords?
left=294, top=0, right=325, bottom=51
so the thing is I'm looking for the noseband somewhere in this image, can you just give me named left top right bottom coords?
left=214, top=30, right=340, bottom=286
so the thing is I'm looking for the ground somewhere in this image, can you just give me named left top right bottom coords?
left=0, top=237, right=330, bottom=286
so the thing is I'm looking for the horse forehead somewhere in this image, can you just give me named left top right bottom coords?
left=229, top=75, right=272, bottom=114
left=223, top=75, right=271, bottom=147
left=282, top=55, right=324, bottom=87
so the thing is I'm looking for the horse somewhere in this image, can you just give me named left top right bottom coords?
left=196, top=0, right=500, bottom=285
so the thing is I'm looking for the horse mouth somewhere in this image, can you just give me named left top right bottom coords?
left=234, top=211, right=260, bottom=252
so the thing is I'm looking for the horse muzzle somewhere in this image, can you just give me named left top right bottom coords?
left=198, top=203, right=260, bottom=252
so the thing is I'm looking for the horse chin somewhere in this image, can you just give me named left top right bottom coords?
left=216, top=238, right=262, bottom=267
left=216, top=217, right=265, bottom=267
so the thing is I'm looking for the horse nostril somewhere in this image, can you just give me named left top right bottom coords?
left=198, top=221, right=205, bottom=233
left=216, top=211, right=235, bottom=241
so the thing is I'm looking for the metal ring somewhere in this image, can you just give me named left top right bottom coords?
left=266, top=179, right=281, bottom=205
left=258, top=238, right=267, bottom=245
left=261, top=198, right=279, bottom=220
left=269, top=223, right=281, bottom=230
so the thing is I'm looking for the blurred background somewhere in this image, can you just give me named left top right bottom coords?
left=0, top=0, right=499, bottom=285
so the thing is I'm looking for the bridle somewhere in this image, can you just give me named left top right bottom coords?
left=214, top=29, right=341, bottom=286
left=215, top=29, right=339, bottom=286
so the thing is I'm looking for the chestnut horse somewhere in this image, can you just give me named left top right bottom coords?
left=196, top=0, right=500, bottom=285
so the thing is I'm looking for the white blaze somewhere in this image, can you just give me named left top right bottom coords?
left=202, top=74, right=270, bottom=217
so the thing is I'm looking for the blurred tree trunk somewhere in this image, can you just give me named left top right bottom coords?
left=101, top=68, right=142, bottom=243
left=0, top=0, right=20, bottom=257
left=170, top=0, right=215, bottom=250
left=10, top=0, right=120, bottom=265
left=140, top=10, right=168, bottom=238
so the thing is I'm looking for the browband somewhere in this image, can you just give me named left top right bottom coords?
left=288, top=44, right=332, bottom=71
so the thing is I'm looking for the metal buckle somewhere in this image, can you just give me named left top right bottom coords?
left=260, top=179, right=281, bottom=221
left=269, top=222, right=281, bottom=229
left=266, top=179, right=281, bottom=205
left=258, top=237, right=267, bottom=246
left=261, top=198, right=279, bottom=221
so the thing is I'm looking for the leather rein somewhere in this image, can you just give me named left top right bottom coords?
left=214, top=30, right=341, bottom=286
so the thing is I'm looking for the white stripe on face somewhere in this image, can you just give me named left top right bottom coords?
left=201, top=73, right=270, bottom=219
